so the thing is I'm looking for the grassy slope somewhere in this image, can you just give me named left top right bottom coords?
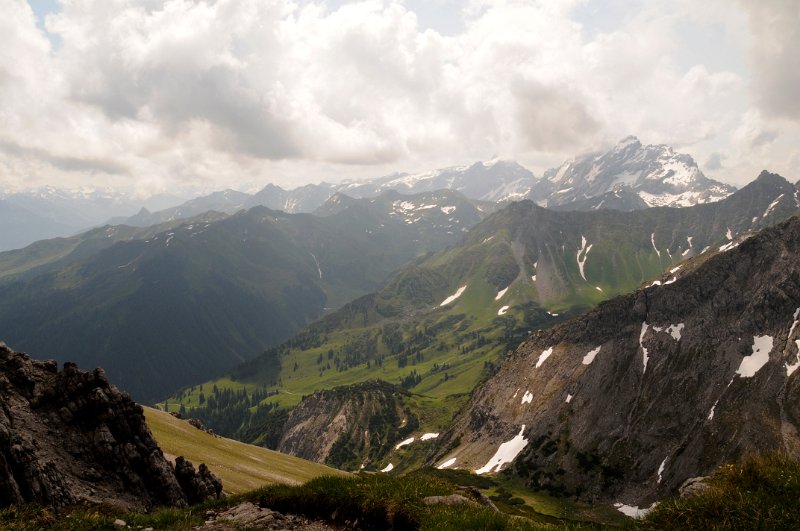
left=143, top=407, right=346, bottom=494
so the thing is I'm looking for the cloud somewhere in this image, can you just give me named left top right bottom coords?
left=0, top=0, right=795, bottom=193
left=0, top=141, right=129, bottom=175
left=704, top=152, right=724, bottom=171
left=737, top=0, right=800, bottom=121
left=511, top=78, right=601, bottom=151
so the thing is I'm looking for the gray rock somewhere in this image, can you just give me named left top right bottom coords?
left=679, top=477, right=711, bottom=498
left=0, top=347, right=223, bottom=510
left=423, top=494, right=474, bottom=506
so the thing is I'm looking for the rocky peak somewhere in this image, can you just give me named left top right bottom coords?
left=0, top=343, right=222, bottom=510
left=537, top=137, right=736, bottom=209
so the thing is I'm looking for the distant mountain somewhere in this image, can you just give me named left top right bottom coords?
left=121, top=160, right=528, bottom=227
left=338, top=159, right=534, bottom=203
left=117, top=139, right=739, bottom=230
left=0, top=189, right=490, bottom=401
left=250, top=183, right=339, bottom=214
left=431, top=212, right=800, bottom=509
left=169, top=171, right=799, bottom=464
left=0, top=187, right=185, bottom=251
left=0, top=199, right=76, bottom=252
left=535, top=136, right=736, bottom=209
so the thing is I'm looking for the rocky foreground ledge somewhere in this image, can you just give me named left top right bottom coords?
left=0, top=342, right=222, bottom=510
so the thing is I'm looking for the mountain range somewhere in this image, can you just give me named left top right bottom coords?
left=0, top=189, right=491, bottom=401
left=0, top=187, right=183, bottom=252
left=430, top=210, right=800, bottom=509
left=0, top=137, right=736, bottom=254
left=119, top=137, right=736, bottom=229
left=167, top=171, right=800, bottom=472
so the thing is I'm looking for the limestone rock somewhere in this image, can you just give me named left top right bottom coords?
left=0, top=346, right=222, bottom=510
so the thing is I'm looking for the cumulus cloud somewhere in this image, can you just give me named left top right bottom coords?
left=0, top=0, right=795, bottom=193
left=737, top=0, right=800, bottom=121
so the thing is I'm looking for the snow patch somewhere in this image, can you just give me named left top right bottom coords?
left=670, top=266, right=682, bottom=274
left=498, top=305, right=510, bottom=316
left=595, top=286, right=603, bottom=292
left=535, top=347, right=554, bottom=368
left=657, top=457, right=667, bottom=483
left=440, top=206, right=456, bottom=214
left=655, top=323, right=685, bottom=341
left=475, top=425, right=529, bottom=474
left=615, top=503, right=657, bottom=519
left=576, top=235, right=593, bottom=281
left=566, top=394, right=573, bottom=403
left=395, top=437, right=414, bottom=450
left=640, top=322, right=650, bottom=373
left=521, top=390, right=533, bottom=404
left=440, top=285, right=467, bottom=306
left=495, top=287, right=508, bottom=301
left=421, top=433, right=439, bottom=441
left=651, top=233, right=660, bottom=257
left=719, top=241, right=739, bottom=253
left=726, top=227, right=733, bottom=240
left=736, top=335, right=774, bottom=377
left=381, top=463, right=394, bottom=473
left=583, top=346, right=601, bottom=365
left=309, top=253, right=322, bottom=279
left=708, top=399, right=719, bottom=420
left=437, top=458, right=456, bottom=469
left=763, top=194, right=784, bottom=218
left=789, top=307, right=800, bottom=339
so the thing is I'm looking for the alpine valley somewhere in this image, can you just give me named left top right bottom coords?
left=3, top=137, right=800, bottom=529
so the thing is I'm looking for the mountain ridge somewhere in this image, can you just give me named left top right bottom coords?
left=429, top=212, right=800, bottom=507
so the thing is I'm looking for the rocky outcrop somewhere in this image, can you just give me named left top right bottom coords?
left=0, top=345, right=222, bottom=510
left=276, top=381, right=416, bottom=470
left=432, top=215, right=800, bottom=507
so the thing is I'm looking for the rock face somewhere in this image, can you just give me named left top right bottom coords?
left=431, top=214, right=800, bottom=507
left=276, top=381, right=416, bottom=470
left=0, top=345, right=222, bottom=510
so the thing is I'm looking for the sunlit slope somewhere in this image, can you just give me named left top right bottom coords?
left=143, top=406, right=346, bottom=494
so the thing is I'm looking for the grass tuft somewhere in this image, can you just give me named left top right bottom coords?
left=638, top=452, right=800, bottom=530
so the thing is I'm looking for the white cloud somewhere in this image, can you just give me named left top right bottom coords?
left=0, top=0, right=796, bottom=194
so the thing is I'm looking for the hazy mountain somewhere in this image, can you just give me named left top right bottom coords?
left=120, top=160, right=526, bottom=226
left=249, top=183, right=339, bottom=214
left=0, top=199, right=77, bottom=252
left=535, top=136, right=736, bottom=209
left=0, top=190, right=489, bottom=401
left=170, top=171, right=799, bottom=462
left=0, top=187, right=186, bottom=251
left=431, top=212, right=800, bottom=509
left=338, top=159, right=534, bottom=203
left=0, top=211, right=229, bottom=286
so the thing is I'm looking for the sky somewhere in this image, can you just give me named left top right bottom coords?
left=1, top=0, right=799, bottom=197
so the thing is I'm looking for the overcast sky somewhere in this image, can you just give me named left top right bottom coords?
left=2, top=0, right=798, bottom=197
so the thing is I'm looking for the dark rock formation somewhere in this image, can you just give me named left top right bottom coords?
left=174, top=457, right=223, bottom=505
left=276, top=380, right=416, bottom=470
left=0, top=344, right=222, bottom=510
left=433, top=214, right=800, bottom=507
